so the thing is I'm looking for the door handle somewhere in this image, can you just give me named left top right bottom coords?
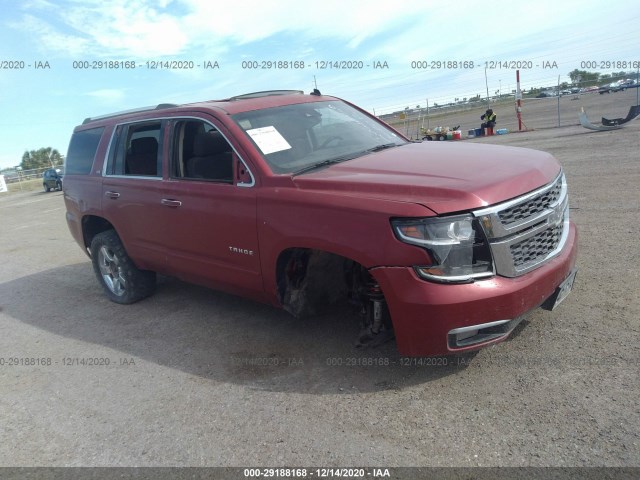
left=161, top=199, right=182, bottom=208
left=105, top=191, right=120, bottom=199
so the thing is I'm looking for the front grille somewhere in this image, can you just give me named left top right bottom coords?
left=474, top=171, right=569, bottom=278
left=510, top=221, right=564, bottom=269
left=498, top=176, right=563, bottom=225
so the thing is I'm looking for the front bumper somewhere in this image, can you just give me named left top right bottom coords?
left=372, top=220, right=578, bottom=357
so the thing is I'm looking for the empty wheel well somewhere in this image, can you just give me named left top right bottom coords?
left=275, top=248, right=394, bottom=347
left=275, top=248, right=370, bottom=318
left=82, top=216, right=116, bottom=253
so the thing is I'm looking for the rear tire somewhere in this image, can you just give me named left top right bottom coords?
left=90, top=230, right=156, bottom=304
left=44, top=184, right=50, bottom=192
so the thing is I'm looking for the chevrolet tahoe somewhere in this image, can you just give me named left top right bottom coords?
left=63, top=90, right=578, bottom=356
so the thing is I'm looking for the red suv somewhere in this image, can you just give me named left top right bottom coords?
left=63, top=90, right=577, bottom=356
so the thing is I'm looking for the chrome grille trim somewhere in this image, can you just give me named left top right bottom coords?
left=499, top=179, right=562, bottom=225
left=474, top=172, right=566, bottom=238
left=473, top=171, right=569, bottom=277
left=511, top=221, right=564, bottom=267
left=490, top=212, right=569, bottom=276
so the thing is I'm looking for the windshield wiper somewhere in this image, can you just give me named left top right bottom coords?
left=291, top=144, right=401, bottom=176
left=366, top=143, right=399, bottom=153
left=292, top=159, right=343, bottom=176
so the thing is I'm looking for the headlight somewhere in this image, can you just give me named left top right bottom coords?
left=392, top=215, right=494, bottom=283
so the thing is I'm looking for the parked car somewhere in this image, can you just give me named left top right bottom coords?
left=581, top=86, right=600, bottom=93
left=42, top=168, right=63, bottom=192
left=535, top=90, right=557, bottom=98
left=599, top=81, right=626, bottom=94
left=63, top=90, right=577, bottom=357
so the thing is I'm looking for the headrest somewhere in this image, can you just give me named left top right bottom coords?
left=193, top=131, right=230, bottom=156
left=130, top=137, right=158, bottom=155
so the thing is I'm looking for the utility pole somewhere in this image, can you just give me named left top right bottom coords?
left=485, top=66, right=490, bottom=107
left=516, top=70, right=523, bottom=131
left=557, top=75, right=561, bottom=127
left=426, top=99, right=430, bottom=130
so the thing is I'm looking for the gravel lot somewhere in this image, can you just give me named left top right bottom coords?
left=0, top=92, right=638, bottom=472
left=392, top=87, right=640, bottom=138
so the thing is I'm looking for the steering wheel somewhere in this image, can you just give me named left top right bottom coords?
left=319, top=136, right=343, bottom=148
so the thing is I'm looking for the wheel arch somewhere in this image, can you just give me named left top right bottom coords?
left=274, top=246, right=370, bottom=317
left=82, top=215, right=116, bottom=253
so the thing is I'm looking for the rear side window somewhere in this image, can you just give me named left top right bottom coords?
left=105, top=122, right=163, bottom=177
left=65, top=127, right=105, bottom=175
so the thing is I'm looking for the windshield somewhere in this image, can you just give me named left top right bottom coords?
left=232, top=100, right=407, bottom=174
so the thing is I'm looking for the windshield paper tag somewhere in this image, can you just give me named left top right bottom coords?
left=246, top=126, right=291, bottom=155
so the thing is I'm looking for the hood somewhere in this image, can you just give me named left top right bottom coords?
left=292, top=142, right=561, bottom=214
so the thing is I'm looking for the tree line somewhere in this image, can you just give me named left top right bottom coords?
left=20, top=147, right=64, bottom=170
left=567, top=69, right=636, bottom=86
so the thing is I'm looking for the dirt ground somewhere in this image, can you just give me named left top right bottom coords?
left=0, top=90, right=639, bottom=472
left=391, top=87, right=640, bottom=139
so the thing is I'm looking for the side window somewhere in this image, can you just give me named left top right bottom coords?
left=171, top=120, right=233, bottom=183
left=108, top=122, right=162, bottom=177
left=65, top=127, right=105, bottom=175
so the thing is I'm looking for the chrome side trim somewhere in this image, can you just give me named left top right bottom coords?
left=449, top=319, right=511, bottom=335
left=103, top=175, right=163, bottom=181
left=413, top=266, right=495, bottom=283
left=448, top=316, right=525, bottom=348
left=101, top=115, right=256, bottom=187
left=101, top=127, right=118, bottom=177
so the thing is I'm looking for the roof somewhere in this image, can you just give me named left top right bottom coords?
left=80, top=90, right=331, bottom=126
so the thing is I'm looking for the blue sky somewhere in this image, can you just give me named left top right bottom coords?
left=0, top=0, right=638, bottom=168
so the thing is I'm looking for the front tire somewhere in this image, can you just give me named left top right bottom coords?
left=44, top=184, right=50, bottom=192
left=90, top=230, right=156, bottom=304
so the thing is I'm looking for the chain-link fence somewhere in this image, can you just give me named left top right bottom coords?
left=383, top=86, right=640, bottom=141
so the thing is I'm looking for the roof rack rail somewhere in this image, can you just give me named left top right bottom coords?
left=230, top=90, right=303, bottom=101
left=82, top=103, right=178, bottom=125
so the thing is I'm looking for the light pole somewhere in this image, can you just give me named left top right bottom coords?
left=485, top=66, right=490, bottom=107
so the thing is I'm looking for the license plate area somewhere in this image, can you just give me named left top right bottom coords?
left=542, top=269, right=577, bottom=311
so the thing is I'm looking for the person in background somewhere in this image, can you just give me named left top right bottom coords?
left=480, top=108, right=497, bottom=134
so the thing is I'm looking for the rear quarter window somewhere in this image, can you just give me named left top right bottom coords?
left=65, top=127, right=105, bottom=175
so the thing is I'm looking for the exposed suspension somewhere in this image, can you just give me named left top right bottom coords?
left=350, top=266, right=394, bottom=347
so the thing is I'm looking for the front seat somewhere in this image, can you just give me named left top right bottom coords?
left=126, top=137, right=158, bottom=176
left=186, top=131, right=233, bottom=181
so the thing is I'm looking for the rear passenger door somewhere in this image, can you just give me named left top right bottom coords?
left=102, top=120, right=168, bottom=272
left=160, top=117, right=263, bottom=297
